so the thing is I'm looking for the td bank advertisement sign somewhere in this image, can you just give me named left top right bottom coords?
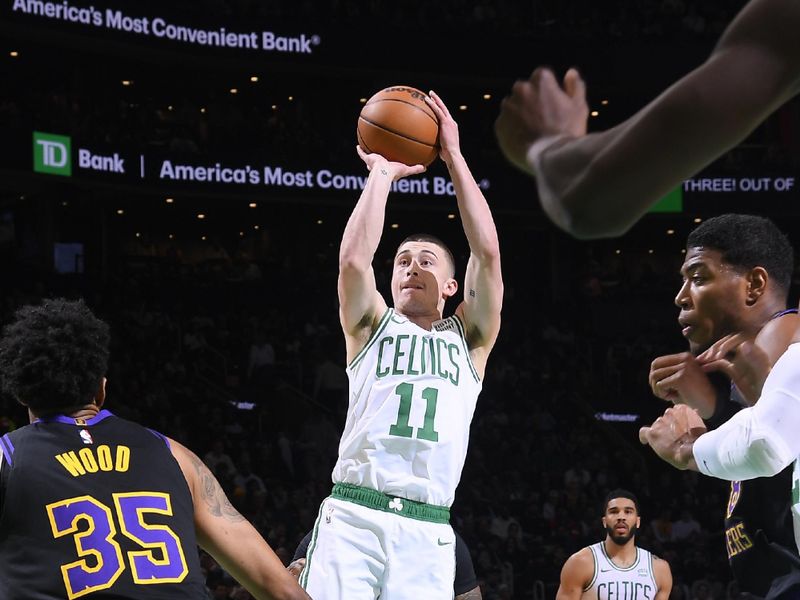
left=30, top=131, right=484, bottom=198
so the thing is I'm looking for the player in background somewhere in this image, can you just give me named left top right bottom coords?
left=556, top=489, right=672, bottom=600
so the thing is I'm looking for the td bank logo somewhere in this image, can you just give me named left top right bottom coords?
left=33, top=131, right=72, bottom=176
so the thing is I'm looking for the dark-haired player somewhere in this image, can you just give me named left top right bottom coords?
left=641, top=214, right=799, bottom=596
left=557, top=489, right=672, bottom=599
left=300, top=91, right=503, bottom=599
left=495, top=0, right=800, bottom=239
left=0, top=299, right=309, bottom=600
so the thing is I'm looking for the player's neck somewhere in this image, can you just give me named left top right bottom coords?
left=28, top=403, right=102, bottom=424
left=603, top=537, right=637, bottom=567
left=395, top=309, right=443, bottom=331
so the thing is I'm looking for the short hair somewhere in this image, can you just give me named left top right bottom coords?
left=397, top=233, right=455, bottom=277
left=0, top=298, right=110, bottom=414
left=686, top=214, right=794, bottom=297
left=603, top=489, right=640, bottom=515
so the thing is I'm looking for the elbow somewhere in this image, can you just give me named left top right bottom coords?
left=477, top=240, right=502, bottom=265
left=338, top=253, right=370, bottom=274
left=746, top=437, right=795, bottom=478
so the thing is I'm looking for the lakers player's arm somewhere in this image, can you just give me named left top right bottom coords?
left=555, top=548, right=594, bottom=600
left=496, top=0, right=800, bottom=239
left=339, top=147, right=423, bottom=362
left=169, top=439, right=311, bottom=600
left=424, top=93, right=503, bottom=377
left=653, top=556, right=673, bottom=599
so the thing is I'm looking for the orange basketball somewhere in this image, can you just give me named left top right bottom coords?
left=357, top=86, right=439, bottom=167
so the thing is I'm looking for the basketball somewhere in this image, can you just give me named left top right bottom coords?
left=357, top=86, right=440, bottom=167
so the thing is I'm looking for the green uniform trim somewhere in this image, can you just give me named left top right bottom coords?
left=331, top=483, right=450, bottom=524
left=600, top=543, right=640, bottom=571
left=584, top=545, right=598, bottom=592
left=451, top=314, right=480, bottom=383
left=299, top=500, right=326, bottom=589
left=348, top=308, right=393, bottom=369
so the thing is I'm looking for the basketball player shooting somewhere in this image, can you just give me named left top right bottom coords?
left=298, top=91, right=503, bottom=599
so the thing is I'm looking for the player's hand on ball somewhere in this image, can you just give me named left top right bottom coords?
left=424, top=90, right=461, bottom=165
left=356, top=145, right=425, bottom=179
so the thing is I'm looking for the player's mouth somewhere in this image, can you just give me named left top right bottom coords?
left=615, top=525, right=628, bottom=533
left=678, top=317, right=695, bottom=338
left=402, top=284, right=423, bottom=290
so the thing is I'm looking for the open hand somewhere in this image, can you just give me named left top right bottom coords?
left=356, top=145, right=426, bottom=179
left=495, top=67, right=588, bottom=174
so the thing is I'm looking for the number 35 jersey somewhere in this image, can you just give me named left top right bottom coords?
left=0, top=410, right=206, bottom=600
left=332, top=309, right=483, bottom=507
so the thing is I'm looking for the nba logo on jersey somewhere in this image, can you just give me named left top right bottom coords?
left=80, top=429, right=94, bottom=445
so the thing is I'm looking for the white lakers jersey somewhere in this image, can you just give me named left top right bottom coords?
left=582, top=542, right=658, bottom=600
left=332, top=308, right=482, bottom=507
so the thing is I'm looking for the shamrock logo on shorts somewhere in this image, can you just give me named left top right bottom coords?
left=389, top=498, right=404, bottom=512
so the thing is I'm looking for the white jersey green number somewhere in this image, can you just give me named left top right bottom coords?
left=333, top=309, right=482, bottom=507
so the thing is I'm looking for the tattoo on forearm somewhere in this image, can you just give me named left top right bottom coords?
left=190, top=454, right=245, bottom=522
left=469, top=289, right=476, bottom=298
left=457, top=588, right=483, bottom=600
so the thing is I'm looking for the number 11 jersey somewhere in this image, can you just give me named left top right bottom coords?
left=332, top=308, right=483, bottom=507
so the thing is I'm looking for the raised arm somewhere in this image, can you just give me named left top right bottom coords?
left=426, top=92, right=503, bottom=376
left=170, top=440, right=310, bottom=600
left=495, top=0, right=800, bottom=239
left=339, top=147, right=424, bottom=362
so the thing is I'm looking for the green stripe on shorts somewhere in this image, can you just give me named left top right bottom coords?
left=331, top=483, right=450, bottom=524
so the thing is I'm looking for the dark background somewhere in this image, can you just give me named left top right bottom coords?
left=1, top=1, right=799, bottom=598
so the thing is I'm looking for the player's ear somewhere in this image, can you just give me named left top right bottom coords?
left=745, top=266, right=768, bottom=305
left=443, top=278, right=458, bottom=299
left=94, top=377, right=107, bottom=408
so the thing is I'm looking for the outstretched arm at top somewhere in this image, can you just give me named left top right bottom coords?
left=171, top=440, right=310, bottom=600
left=496, top=0, right=800, bottom=239
left=338, top=148, right=424, bottom=360
left=426, top=92, right=503, bottom=375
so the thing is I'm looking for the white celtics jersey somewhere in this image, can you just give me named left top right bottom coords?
left=332, top=308, right=482, bottom=507
left=582, top=542, right=658, bottom=600
left=792, top=458, right=800, bottom=555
